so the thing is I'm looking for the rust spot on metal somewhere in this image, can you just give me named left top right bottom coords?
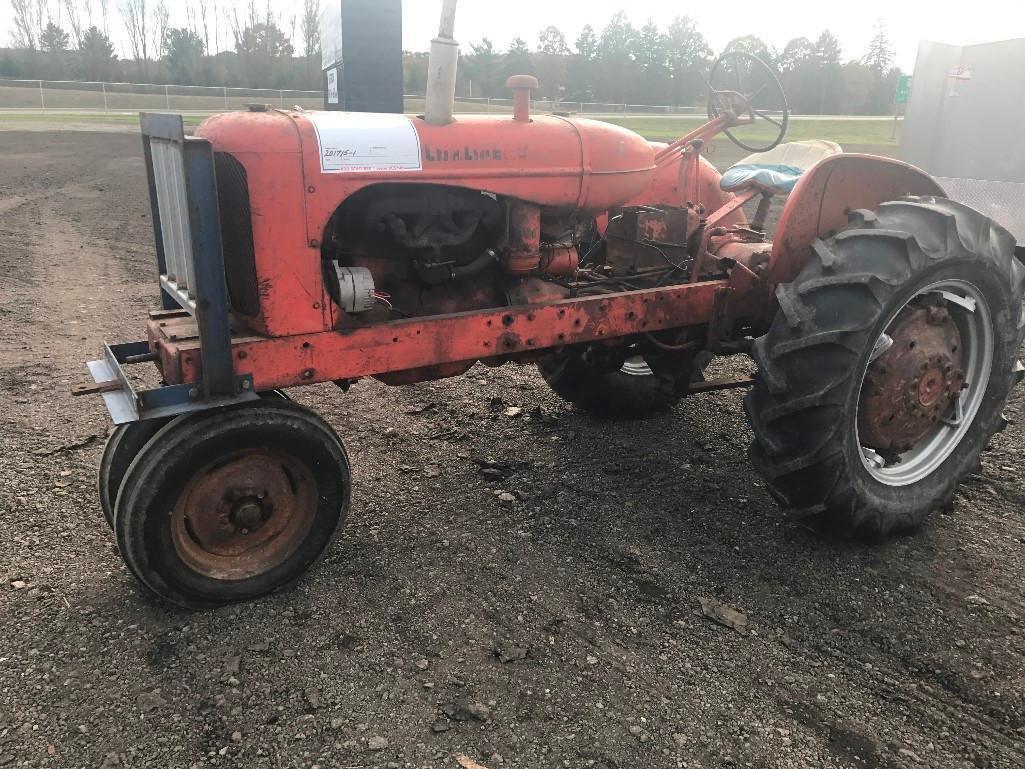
left=859, top=304, right=964, bottom=455
left=171, top=449, right=317, bottom=580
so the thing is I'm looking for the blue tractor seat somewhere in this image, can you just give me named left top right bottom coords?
left=720, top=140, right=843, bottom=195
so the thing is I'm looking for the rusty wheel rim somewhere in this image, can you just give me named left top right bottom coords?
left=855, top=279, right=993, bottom=486
left=171, top=449, right=318, bottom=580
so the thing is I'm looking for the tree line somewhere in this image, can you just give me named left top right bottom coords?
left=1, top=2, right=903, bottom=115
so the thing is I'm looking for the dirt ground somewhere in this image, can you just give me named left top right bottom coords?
left=2, top=130, right=1025, bottom=769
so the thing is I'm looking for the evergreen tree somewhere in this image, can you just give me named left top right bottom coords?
left=596, top=11, right=636, bottom=102
left=163, top=27, right=205, bottom=85
left=574, top=25, right=598, bottom=60
left=536, top=27, right=569, bottom=100
left=537, top=26, right=569, bottom=56
left=235, top=22, right=294, bottom=59
left=78, top=26, right=117, bottom=81
left=778, top=37, right=817, bottom=113
left=778, top=37, right=815, bottom=73
left=723, top=35, right=775, bottom=66
left=633, top=21, right=668, bottom=74
left=814, top=30, right=843, bottom=113
left=234, top=22, right=294, bottom=87
left=863, top=19, right=895, bottom=74
left=463, top=38, right=502, bottom=97
left=597, top=12, right=635, bottom=62
left=862, top=20, right=896, bottom=114
left=40, top=22, right=71, bottom=53
left=503, top=37, right=535, bottom=78
left=665, top=15, right=711, bottom=106
left=814, top=30, right=842, bottom=68
left=631, top=20, right=669, bottom=104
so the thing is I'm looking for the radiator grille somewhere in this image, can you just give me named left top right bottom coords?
left=214, top=152, right=260, bottom=317
left=151, top=138, right=197, bottom=308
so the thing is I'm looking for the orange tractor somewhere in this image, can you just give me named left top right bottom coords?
left=77, top=14, right=1025, bottom=608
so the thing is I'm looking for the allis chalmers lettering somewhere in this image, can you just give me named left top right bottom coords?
left=424, top=145, right=504, bottom=162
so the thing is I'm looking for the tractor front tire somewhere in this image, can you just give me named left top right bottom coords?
left=114, top=399, right=350, bottom=609
left=746, top=197, right=1025, bottom=538
left=98, top=418, right=172, bottom=529
left=97, top=391, right=290, bottom=530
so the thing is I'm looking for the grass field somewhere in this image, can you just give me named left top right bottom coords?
left=0, top=83, right=324, bottom=112
left=0, top=84, right=510, bottom=114
left=603, top=115, right=897, bottom=147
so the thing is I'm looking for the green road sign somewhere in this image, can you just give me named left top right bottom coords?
left=894, top=75, right=912, bottom=105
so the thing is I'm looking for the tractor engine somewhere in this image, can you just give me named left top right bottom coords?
left=322, top=185, right=505, bottom=317
left=319, top=185, right=710, bottom=319
left=316, top=182, right=710, bottom=382
left=194, top=102, right=735, bottom=355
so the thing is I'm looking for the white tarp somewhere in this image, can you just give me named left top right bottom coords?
left=308, top=112, right=422, bottom=173
left=326, top=69, right=339, bottom=105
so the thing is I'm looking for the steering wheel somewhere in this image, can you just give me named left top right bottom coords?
left=706, top=51, right=789, bottom=153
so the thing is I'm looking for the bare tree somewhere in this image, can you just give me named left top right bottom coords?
left=62, top=0, right=92, bottom=47
left=186, top=0, right=213, bottom=53
left=118, top=0, right=148, bottom=63
left=185, top=1, right=198, bottom=37
left=210, top=0, right=220, bottom=53
left=300, top=0, right=320, bottom=60
left=11, top=0, right=39, bottom=49
left=150, top=0, right=169, bottom=61
left=286, top=13, right=297, bottom=52
left=99, top=0, right=109, bottom=35
left=11, top=0, right=49, bottom=50
left=225, top=0, right=263, bottom=51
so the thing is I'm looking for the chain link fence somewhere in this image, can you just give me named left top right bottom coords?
left=0, top=78, right=699, bottom=117
left=0, top=78, right=323, bottom=112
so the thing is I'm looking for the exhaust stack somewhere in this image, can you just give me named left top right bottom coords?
left=424, top=0, right=459, bottom=125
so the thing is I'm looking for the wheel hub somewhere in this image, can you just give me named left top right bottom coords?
left=226, top=495, right=271, bottom=534
left=858, top=304, right=965, bottom=456
left=172, top=448, right=317, bottom=579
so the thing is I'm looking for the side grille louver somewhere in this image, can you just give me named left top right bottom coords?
left=214, top=152, right=260, bottom=318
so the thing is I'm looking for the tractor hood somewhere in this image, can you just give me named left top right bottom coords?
left=195, top=108, right=657, bottom=216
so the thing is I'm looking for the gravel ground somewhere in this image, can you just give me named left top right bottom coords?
left=1, top=130, right=1024, bottom=769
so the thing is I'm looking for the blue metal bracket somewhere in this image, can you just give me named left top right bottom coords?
left=84, top=341, right=257, bottom=425
left=77, top=112, right=255, bottom=423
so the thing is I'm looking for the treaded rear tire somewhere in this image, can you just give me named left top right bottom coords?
left=745, top=196, right=1025, bottom=538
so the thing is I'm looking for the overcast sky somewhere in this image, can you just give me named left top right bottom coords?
left=1, top=0, right=1023, bottom=73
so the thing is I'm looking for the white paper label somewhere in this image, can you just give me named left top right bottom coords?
left=326, top=68, right=339, bottom=105
left=309, top=112, right=422, bottom=173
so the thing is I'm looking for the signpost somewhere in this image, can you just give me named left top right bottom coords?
left=891, top=75, right=912, bottom=140
left=319, top=0, right=403, bottom=113
left=894, top=74, right=912, bottom=105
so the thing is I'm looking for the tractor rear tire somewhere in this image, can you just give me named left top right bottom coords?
left=745, top=197, right=1025, bottom=538
left=537, top=350, right=708, bottom=418
left=114, top=398, right=350, bottom=609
